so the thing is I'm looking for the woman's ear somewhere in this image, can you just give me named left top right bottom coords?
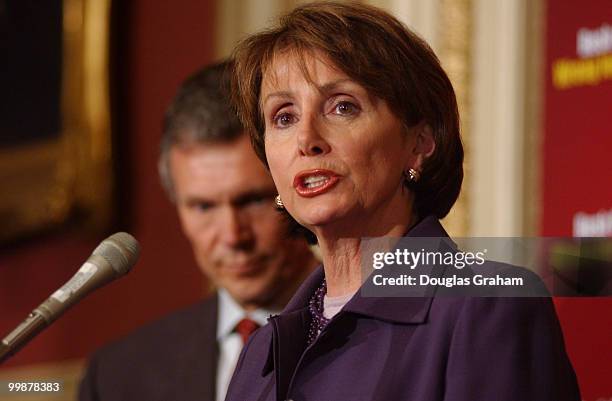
left=409, top=122, right=436, bottom=171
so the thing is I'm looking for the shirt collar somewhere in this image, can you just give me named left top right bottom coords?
left=216, top=289, right=279, bottom=341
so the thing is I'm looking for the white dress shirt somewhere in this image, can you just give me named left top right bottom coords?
left=323, top=291, right=356, bottom=320
left=215, top=289, right=277, bottom=401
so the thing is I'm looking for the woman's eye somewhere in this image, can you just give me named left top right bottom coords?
left=333, top=101, right=358, bottom=116
left=273, top=112, right=295, bottom=128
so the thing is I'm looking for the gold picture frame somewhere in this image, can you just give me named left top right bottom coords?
left=0, top=0, right=113, bottom=243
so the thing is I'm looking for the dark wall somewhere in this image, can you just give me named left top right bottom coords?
left=0, top=0, right=216, bottom=367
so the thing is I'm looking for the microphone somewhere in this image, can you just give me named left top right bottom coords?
left=0, top=232, right=140, bottom=364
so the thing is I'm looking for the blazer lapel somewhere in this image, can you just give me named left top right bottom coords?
left=262, top=268, right=324, bottom=400
left=270, top=309, right=310, bottom=401
left=200, top=295, right=219, bottom=401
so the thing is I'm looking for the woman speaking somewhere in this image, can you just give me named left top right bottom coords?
left=225, top=2, right=580, bottom=400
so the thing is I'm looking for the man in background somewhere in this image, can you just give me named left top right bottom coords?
left=79, top=62, right=317, bottom=401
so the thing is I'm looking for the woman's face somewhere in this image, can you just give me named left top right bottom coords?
left=260, top=52, right=427, bottom=235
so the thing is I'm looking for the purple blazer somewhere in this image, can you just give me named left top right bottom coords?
left=225, top=217, right=580, bottom=401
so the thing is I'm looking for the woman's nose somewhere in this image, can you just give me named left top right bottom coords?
left=297, top=116, right=331, bottom=157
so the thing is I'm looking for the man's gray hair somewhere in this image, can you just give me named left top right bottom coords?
left=158, top=61, right=243, bottom=200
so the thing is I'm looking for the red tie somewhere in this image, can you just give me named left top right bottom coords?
left=235, top=318, right=260, bottom=344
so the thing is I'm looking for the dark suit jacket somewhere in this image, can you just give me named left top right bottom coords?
left=225, top=217, right=581, bottom=401
left=79, top=295, right=219, bottom=401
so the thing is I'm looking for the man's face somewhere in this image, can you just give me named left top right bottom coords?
left=169, top=134, right=312, bottom=310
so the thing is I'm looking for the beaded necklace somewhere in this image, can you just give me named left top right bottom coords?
left=307, top=278, right=330, bottom=345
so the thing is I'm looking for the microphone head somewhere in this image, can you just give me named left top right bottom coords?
left=92, top=232, right=140, bottom=275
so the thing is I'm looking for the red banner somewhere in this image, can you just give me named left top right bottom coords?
left=543, top=1, right=612, bottom=399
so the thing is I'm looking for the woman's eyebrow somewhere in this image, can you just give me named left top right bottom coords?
left=262, top=78, right=356, bottom=106
left=318, top=78, right=354, bottom=94
left=262, top=91, right=292, bottom=107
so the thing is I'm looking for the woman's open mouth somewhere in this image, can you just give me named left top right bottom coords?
left=293, top=169, right=340, bottom=197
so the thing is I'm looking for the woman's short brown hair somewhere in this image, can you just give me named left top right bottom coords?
left=230, top=1, right=463, bottom=219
